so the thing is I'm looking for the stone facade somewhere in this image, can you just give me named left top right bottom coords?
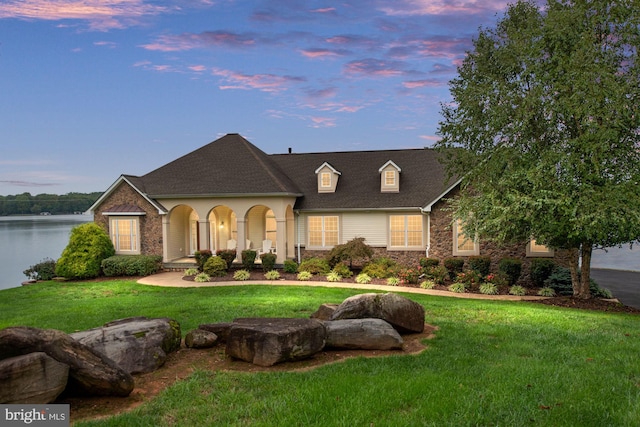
left=93, top=183, right=164, bottom=257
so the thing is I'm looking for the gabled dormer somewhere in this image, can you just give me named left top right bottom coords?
left=378, top=160, right=401, bottom=193
left=315, top=162, right=341, bottom=193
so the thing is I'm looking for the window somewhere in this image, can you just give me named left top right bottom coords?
left=321, top=172, right=331, bottom=188
left=389, top=215, right=423, bottom=248
left=385, top=170, right=396, bottom=186
left=453, top=219, right=479, bottom=255
left=527, top=239, right=554, bottom=257
left=265, top=209, right=277, bottom=243
left=110, top=217, right=140, bottom=254
left=308, top=216, right=339, bottom=247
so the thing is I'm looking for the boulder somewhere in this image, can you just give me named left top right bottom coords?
left=0, top=326, right=134, bottom=397
left=185, top=329, right=218, bottom=349
left=330, top=293, right=425, bottom=334
left=324, top=319, right=403, bottom=350
left=70, top=317, right=181, bottom=374
left=0, top=352, right=68, bottom=403
left=226, top=318, right=326, bottom=367
left=310, top=303, right=339, bottom=320
left=198, top=322, right=234, bottom=343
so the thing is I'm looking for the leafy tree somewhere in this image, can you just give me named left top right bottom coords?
left=326, top=237, right=374, bottom=268
left=55, top=222, right=115, bottom=279
left=436, top=0, right=640, bottom=298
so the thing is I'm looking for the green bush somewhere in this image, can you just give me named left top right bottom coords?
left=183, top=268, right=199, bottom=276
left=469, top=256, right=491, bottom=277
left=456, top=270, right=482, bottom=286
left=260, top=252, right=277, bottom=272
left=448, top=282, right=466, bottom=293
left=425, top=265, right=448, bottom=285
left=420, top=280, right=437, bottom=289
left=298, top=257, right=330, bottom=275
left=233, top=269, right=251, bottom=281
left=216, top=249, right=236, bottom=267
left=55, top=222, right=115, bottom=280
left=538, top=287, right=556, bottom=297
left=498, top=258, right=522, bottom=286
left=355, top=273, right=372, bottom=284
left=264, top=270, right=280, bottom=280
left=398, top=267, right=421, bottom=284
left=23, top=258, right=57, bottom=281
left=241, top=250, right=257, bottom=270
left=283, top=259, right=298, bottom=273
left=530, top=258, right=556, bottom=287
left=419, top=257, right=440, bottom=269
left=297, top=271, right=313, bottom=281
left=331, top=262, right=353, bottom=278
left=326, top=271, right=342, bottom=282
left=195, top=272, right=210, bottom=283
left=194, top=250, right=212, bottom=272
left=325, top=237, right=373, bottom=268
left=509, top=285, right=526, bottom=296
left=101, top=255, right=163, bottom=276
left=443, top=258, right=465, bottom=280
left=479, top=282, right=499, bottom=295
left=544, top=267, right=611, bottom=297
left=203, top=256, right=227, bottom=277
left=362, top=257, right=399, bottom=279
left=387, top=277, right=400, bottom=286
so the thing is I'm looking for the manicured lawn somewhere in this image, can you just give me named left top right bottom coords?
left=2, top=281, right=640, bottom=426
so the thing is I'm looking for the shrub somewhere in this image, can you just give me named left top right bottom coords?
left=448, top=282, right=466, bottom=293
left=443, top=258, right=465, bottom=280
left=326, top=237, right=373, bottom=268
left=233, top=269, right=251, bottom=281
left=194, top=250, right=212, bottom=272
left=398, top=267, right=421, bottom=285
left=326, top=271, right=342, bottom=282
left=456, top=270, right=482, bottom=286
left=23, top=258, right=57, bottom=281
left=101, top=255, right=163, bottom=276
left=479, top=282, right=499, bottom=295
left=298, top=257, right=330, bottom=275
left=544, top=267, right=612, bottom=298
left=260, top=252, right=277, bottom=272
left=509, top=285, right=526, bottom=296
left=362, top=257, right=399, bottom=279
left=498, top=258, right=522, bottom=285
left=203, top=256, right=227, bottom=277
left=486, top=272, right=509, bottom=287
left=355, top=273, right=371, bottom=284
left=419, top=257, right=440, bottom=269
left=183, top=268, right=199, bottom=277
left=425, top=265, right=448, bottom=285
left=283, top=259, right=298, bottom=273
left=55, top=222, right=115, bottom=280
left=332, top=262, right=353, bottom=278
left=194, top=272, right=210, bottom=283
left=241, top=250, right=257, bottom=270
left=469, top=256, right=491, bottom=277
left=538, top=287, right=556, bottom=297
left=387, top=277, right=400, bottom=286
left=216, top=249, right=237, bottom=267
left=530, top=258, right=556, bottom=287
left=264, top=270, right=280, bottom=280
left=420, top=280, right=437, bottom=289
left=297, top=271, right=313, bottom=281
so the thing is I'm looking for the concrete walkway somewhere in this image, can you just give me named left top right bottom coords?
left=138, top=268, right=640, bottom=308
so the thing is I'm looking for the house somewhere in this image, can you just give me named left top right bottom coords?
left=88, top=133, right=560, bottom=274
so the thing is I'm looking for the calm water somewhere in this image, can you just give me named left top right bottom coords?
left=0, top=215, right=637, bottom=290
left=0, top=214, right=93, bottom=290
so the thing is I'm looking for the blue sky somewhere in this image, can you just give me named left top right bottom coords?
left=0, top=0, right=513, bottom=195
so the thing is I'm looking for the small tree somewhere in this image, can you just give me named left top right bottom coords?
left=326, top=237, right=373, bottom=269
left=55, top=222, right=115, bottom=279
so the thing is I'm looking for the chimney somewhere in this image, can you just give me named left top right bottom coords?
left=288, top=147, right=292, bottom=154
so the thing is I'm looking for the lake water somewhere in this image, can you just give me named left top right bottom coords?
left=0, top=215, right=637, bottom=290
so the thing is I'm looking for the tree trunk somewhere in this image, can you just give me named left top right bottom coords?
left=575, top=243, right=593, bottom=299
left=568, top=247, right=581, bottom=296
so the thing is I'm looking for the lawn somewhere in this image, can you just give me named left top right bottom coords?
left=2, top=280, right=640, bottom=426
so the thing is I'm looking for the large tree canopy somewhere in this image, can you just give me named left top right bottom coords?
left=436, top=0, right=640, bottom=298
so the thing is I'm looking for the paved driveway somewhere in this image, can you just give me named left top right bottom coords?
left=591, top=269, right=640, bottom=309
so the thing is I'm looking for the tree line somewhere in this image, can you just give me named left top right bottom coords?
left=0, top=192, right=102, bottom=216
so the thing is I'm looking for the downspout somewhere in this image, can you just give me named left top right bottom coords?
left=295, top=210, right=301, bottom=263
left=422, top=207, right=430, bottom=258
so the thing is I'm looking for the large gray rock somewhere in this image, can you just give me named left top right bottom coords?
left=310, top=303, right=339, bottom=321
left=0, top=326, right=134, bottom=397
left=324, top=319, right=403, bottom=350
left=185, top=329, right=218, bottom=349
left=330, top=293, right=425, bottom=334
left=226, top=318, right=326, bottom=367
left=0, top=352, right=69, bottom=403
left=70, top=316, right=181, bottom=374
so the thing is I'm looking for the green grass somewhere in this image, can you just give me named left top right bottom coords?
left=2, top=281, right=640, bottom=426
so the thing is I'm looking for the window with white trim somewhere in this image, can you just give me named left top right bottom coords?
left=385, top=170, right=396, bottom=186
left=527, top=239, right=554, bottom=257
left=453, top=219, right=479, bottom=255
left=320, top=172, right=331, bottom=188
left=389, top=215, right=423, bottom=248
left=109, top=217, right=140, bottom=254
left=308, top=216, right=338, bottom=247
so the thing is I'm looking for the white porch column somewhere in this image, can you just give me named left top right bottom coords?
left=236, top=218, right=247, bottom=262
left=162, top=216, right=170, bottom=262
left=276, top=218, right=286, bottom=264
left=198, top=219, right=209, bottom=252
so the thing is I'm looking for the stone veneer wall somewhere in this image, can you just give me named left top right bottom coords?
left=93, top=183, right=164, bottom=257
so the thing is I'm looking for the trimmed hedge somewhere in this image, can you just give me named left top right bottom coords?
left=101, top=255, right=163, bottom=277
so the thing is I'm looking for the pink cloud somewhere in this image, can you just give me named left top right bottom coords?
left=188, top=65, right=207, bottom=72
left=402, top=79, right=441, bottom=89
left=0, top=0, right=171, bottom=31
left=213, top=68, right=306, bottom=93
left=378, top=0, right=510, bottom=17
left=299, top=48, right=348, bottom=59
left=141, top=31, right=258, bottom=52
left=344, top=58, right=407, bottom=77
left=310, top=7, right=336, bottom=14
left=310, top=116, right=337, bottom=128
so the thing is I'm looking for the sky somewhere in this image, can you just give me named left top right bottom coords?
left=0, top=0, right=515, bottom=196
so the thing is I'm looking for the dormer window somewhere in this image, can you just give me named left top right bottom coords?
left=315, top=162, right=341, bottom=193
left=379, top=160, right=401, bottom=192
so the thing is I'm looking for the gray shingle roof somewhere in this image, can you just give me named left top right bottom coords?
left=128, top=134, right=454, bottom=210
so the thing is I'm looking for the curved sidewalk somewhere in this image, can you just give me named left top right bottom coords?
left=137, top=272, right=548, bottom=302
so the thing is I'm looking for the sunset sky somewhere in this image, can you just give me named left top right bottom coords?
left=0, top=0, right=515, bottom=195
